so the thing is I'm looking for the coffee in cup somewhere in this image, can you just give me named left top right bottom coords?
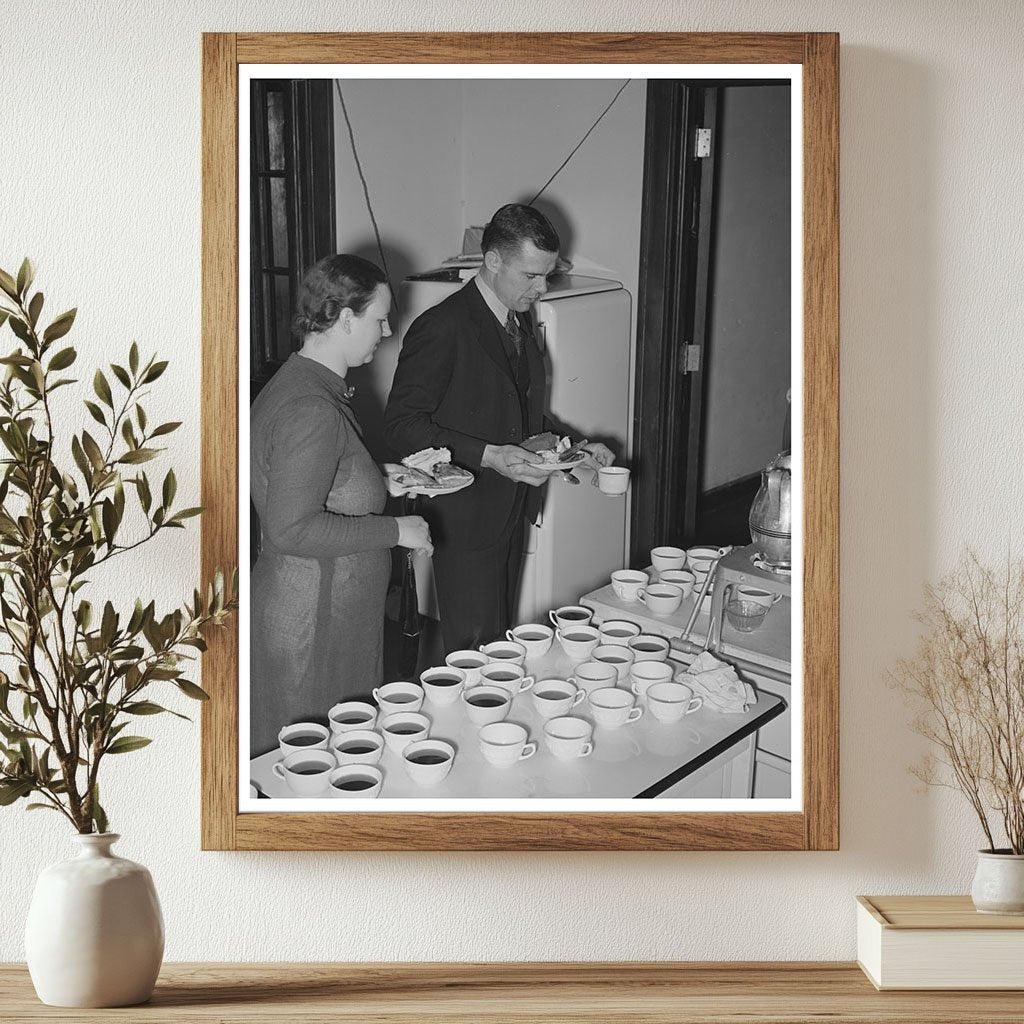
left=330, top=728, right=385, bottom=765
left=380, top=711, right=430, bottom=753
left=531, top=678, right=586, bottom=719
left=567, top=659, right=619, bottom=694
left=278, top=722, right=330, bottom=758
left=650, top=546, right=687, bottom=572
left=402, top=739, right=455, bottom=786
left=271, top=748, right=336, bottom=796
left=505, top=623, right=555, bottom=658
left=479, top=662, right=534, bottom=695
left=637, top=582, right=684, bottom=616
left=610, top=569, right=648, bottom=602
left=657, top=569, right=696, bottom=597
left=591, top=644, right=636, bottom=683
left=556, top=624, right=601, bottom=662
left=548, top=605, right=594, bottom=631
left=479, top=640, right=527, bottom=666
left=597, top=619, right=642, bottom=646
left=627, top=634, right=671, bottom=662
left=445, top=649, right=489, bottom=685
left=327, top=764, right=383, bottom=798
left=462, top=685, right=512, bottom=726
left=327, top=701, right=378, bottom=735
left=372, top=681, right=425, bottom=716
left=420, top=666, right=467, bottom=706
left=629, top=659, right=675, bottom=699
left=478, top=722, right=536, bottom=768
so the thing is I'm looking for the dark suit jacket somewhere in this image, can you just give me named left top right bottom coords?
left=384, top=280, right=546, bottom=550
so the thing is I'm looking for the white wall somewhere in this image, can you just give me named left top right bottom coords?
left=2, top=0, right=1023, bottom=963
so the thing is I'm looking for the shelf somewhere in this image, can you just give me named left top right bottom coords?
left=2, top=961, right=1022, bottom=1022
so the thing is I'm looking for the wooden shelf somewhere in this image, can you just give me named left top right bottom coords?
left=3, top=962, right=1024, bottom=1022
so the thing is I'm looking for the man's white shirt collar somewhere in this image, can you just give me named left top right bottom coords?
left=473, top=271, right=511, bottom=327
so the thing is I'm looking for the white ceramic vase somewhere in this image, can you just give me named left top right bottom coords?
left=970, top=849, right=1024, bottom=915
left=25, top=833, right=164, bottom=1007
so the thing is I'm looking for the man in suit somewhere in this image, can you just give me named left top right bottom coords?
left=384, top=203, right=613, bottom=651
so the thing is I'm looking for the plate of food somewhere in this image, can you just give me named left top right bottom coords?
left=520, top=432, right=589, bottom=472
left=384, top=447, right=475, bottom=497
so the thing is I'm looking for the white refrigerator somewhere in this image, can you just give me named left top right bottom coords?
left=373, top=272, right=632, bottom=625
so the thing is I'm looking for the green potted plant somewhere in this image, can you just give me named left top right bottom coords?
left=894, top=553, right=1024, bottom=914
left=0, top=259, right=236, bottom=1006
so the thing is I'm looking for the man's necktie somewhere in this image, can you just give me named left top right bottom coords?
left=504, top=308, right=523, bottom=358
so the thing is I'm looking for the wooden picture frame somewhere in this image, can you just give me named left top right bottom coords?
left=201, top=32, right=838, bottom=851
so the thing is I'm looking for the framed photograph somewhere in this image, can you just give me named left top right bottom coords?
left=201, top=32, right=838, bottom=851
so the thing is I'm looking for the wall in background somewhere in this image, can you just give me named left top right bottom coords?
left=3, top=0, right=1023, bottom=963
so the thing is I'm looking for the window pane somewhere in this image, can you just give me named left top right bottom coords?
left=266, top=89, right=286, bottom=171
left=273, top=274, right=293, bottom=362
left=269, top=178, right=289, bottom=269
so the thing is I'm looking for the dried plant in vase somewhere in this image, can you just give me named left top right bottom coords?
left=0, top=258, right=237, bottom=1006
left=894, top=552, right=1024, bottom=913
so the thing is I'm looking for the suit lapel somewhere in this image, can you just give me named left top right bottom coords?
left=460, top=280, right=516, bottom=383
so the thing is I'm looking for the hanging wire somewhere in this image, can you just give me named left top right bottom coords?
left=334, top=80, right=399, bottom=315
left=527, top=80, right=632, bottom=206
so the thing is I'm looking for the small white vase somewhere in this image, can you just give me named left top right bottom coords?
left=25, top=833, right=164, bottom=1007
left=971, top=849, right=1024, bottom=915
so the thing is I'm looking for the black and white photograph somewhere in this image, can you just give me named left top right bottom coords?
left=241, top=66, right=801, bottom=809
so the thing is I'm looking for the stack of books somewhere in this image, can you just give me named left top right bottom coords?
left=857, top=895, right=1024, bottom=990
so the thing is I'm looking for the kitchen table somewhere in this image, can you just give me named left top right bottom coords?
left=249, top=637, right=784, bottom=801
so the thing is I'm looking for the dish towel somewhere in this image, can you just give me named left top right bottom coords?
left=679, top=651, right=757, bottom=713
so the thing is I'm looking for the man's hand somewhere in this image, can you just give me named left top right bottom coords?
left=482, top=444, right=549, bottom=486
left=581, top=442, right=615, bottom=484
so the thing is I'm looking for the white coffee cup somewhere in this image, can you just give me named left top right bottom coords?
left=637, top=583, right=684, bottom=616
left=278, top=722, right=330, bottom=758
left=420, top=666, right=467, bottom=706
left=445, top=649, right=489, bottom=685
left=505, top=623, right=555, bottom=658
left=543, top=716, right=594, bottom=760
left=479, top=640, right=527, bottom=666
left=479, top=722, right=537, bottom=767
left=372, top=681, right=425, bottom=716
left=645, top=680, right=704, bottom=723
left=330, top=729, right=385, bottom=766
left=380, top=711, right=431, bottom=753
left=734, top=584, right=783, bottom=610
left=402, top=739, right=455, bottom=786
left=327, top=701, right=378, bottom=735
left=588, top=687, right=644, bottom=729
left=629, top=660, right=676, bottom=699
left=597, top=466, right=630, bottom=495
left=327, top=764, right=383, bottom=799
left=657, top=569, right=696, bottom=598
left=686, top=545, right=728, bottom=575
left=591, top=644, right=636, bottom=683
left=568, top=659, right=619, bottom=694
left=548, top=605, right=594, bottom=631
left=650, top=546, right=687, bottom=572
left=597, top=619, right=642, bottom=646
left=271, top=749, right=336, bottom=796
left=462, top=685, right=512, bottom=726
left=532, top=679, right=587, bottom=720
left=610, top=569, right=649, bottom=602
left=556, top=624, right=601, bottom=662
left=627, top=634, right=671, bottom=662
left=479, top=662, right=535, bottom=695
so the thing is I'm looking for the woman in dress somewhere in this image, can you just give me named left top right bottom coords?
left=249, top=255, right=432, bottom=755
